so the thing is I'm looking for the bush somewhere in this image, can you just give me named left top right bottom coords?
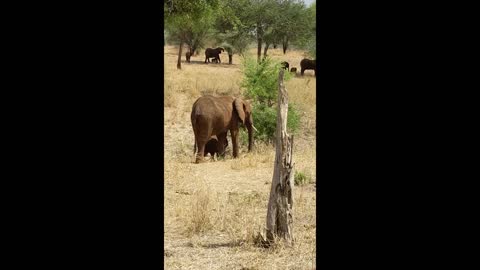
left=240, top=56, right=300, bottom=144
left=251, top=103, right=276, bottom=144
left=240, top=102, right=301, bottom=146
left=286, top=103, right=301, bottom=135
left=241, top=56, right=292, bottom=106
left=294, top=171, right=311, bottom=186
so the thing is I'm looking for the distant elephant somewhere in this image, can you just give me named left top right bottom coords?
left=191, top=95, right=257, bottom=163
left=201, top=135, right=229, bottom=160
left=281, top=61, right=289, bottom=71
left=186, top=51, right=192, bottom=63
left=204, top=47, right=224, bottom=63
left=300, top=58, right=316, bottom=76
left=290, top=67, right=297, bottom=73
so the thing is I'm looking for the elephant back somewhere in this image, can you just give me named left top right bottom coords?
left=192, top=95, right=235, bottom=121
left=205, top=47, right=224, bottom=56
left=300, top=58, right=316, bottom=69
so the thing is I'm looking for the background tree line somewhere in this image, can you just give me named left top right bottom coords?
left=164, top=0, right=316, bottom=69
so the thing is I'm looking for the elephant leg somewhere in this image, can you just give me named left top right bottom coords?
left=193, top=139, right=197, bottom=156
left=193, top=114, right=213, bottom=163
left=230, top=129, right=239, bottom=158
left=301, top=68, right=305, bottom=76
left=195, top=139, right=207, bottom=163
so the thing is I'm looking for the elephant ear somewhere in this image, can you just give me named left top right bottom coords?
left=234, top=98, right=246, bottom=124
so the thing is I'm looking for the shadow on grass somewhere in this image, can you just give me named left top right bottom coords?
left=179, top=60, right=239, bottom=68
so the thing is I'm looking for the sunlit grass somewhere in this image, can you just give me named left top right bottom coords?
left=164, top=44, right=316, bottom=270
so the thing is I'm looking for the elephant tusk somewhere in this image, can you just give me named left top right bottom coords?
left=252, top=125, right=258, bottom=132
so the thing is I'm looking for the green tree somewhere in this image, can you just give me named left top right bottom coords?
left=251, top=0, right=279, bottom=63
left=217, top=0, right=279, bottom=63
left=295, top=2, right=315, bottom=58
left=272, top=0, right=313, bottom=55
left=213, top=0, right=254, bottom=64
left=164, top=0, right=219, bottom=69
left=250, top=0, right=315, bottom=59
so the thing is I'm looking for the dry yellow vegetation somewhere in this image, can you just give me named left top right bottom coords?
left=164, top=44, right=316, bottom=270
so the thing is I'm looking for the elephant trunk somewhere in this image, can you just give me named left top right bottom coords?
left=247, top=123, right=253, bottom=152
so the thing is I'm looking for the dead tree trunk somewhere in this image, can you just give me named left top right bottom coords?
left=264, top=69, right=295, bottom=246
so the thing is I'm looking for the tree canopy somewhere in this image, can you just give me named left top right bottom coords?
left=164, top=0, right=316, bottom=68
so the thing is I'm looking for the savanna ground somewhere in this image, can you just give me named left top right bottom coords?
left=164, top=45, right=316, bottom=269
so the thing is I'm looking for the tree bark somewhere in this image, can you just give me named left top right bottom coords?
left=188, top=46, right=194, bottom=56
left=264, top=69, right=295, bottom=246
left=177, top=41, right=183, bottom=69
left=257, top=22, right=263, bottom=63
left=228, top=54, right=232, bottom=64
left=192, top=40, right=199, bottom=55
left=257, top=37, right=262, bottom=63
left=263, top=43, right=270, bottom=60
left=282, top=37, right=288, bottom=54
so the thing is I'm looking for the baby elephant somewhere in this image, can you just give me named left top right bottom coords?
left=204, top=136, right=229, bottom=160
left=290, top=67, right=297, bottom=73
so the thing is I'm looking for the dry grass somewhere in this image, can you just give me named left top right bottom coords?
left=164, top=44, right=316, bottom=270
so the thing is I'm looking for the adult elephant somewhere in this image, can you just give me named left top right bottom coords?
left=191, top=95, right=257, bottom=163
left=300, top=58, right=316, bottom=76
left=204, top=47, right=224, bottom=63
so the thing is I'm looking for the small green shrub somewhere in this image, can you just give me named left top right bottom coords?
left=239, top=103, right=300, bottom=145
left=252, top=103, right=277, bottom=144
left=241, top=56, right=292, bottom=106
left=240, top=56, right=300, bottom=144
left=294, top=171, right=310, bottom=186
left=286, top=103, right=301, bottom=135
